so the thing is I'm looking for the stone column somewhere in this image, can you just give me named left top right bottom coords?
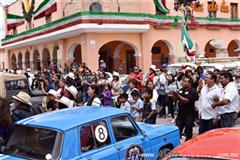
left=58, top=40, right=64, bottom=71
left=141, top=32, right=152, bottom=72
left=29, top=50, right=34, bottom=71
left=134, top=52, right=142, bottom=69
left=3, top=6, right=8, bottom=37
left=84, top=33, right=99, bottom=72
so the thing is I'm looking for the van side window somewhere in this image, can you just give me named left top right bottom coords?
left=5, top=80, right=27, bottom=90
left=80, top=120, right=110, bottom=153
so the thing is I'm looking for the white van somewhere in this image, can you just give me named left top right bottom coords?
left=201, top=61, right=240, bottom=75
left=0, top=72, right=44, bottom=105
left=167, top=62, right=197, bottom=74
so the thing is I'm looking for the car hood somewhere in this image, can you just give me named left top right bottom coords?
left=137, top=122, right=178, bottom=139
left=0, top=154, right=24, bottom=159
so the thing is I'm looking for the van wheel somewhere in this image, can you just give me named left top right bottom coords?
left=157, top=148, right=171, bottom=160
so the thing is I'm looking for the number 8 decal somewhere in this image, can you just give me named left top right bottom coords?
left=95, top=125, right=108, bottom=143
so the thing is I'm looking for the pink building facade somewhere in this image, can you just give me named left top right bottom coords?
left=1, top=0, right=240, bottom=73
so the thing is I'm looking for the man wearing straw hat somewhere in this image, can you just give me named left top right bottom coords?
left=12, top=91, right=34, bottom=122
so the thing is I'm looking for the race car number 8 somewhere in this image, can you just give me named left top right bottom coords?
left=95, top=125, right=108, bottom=143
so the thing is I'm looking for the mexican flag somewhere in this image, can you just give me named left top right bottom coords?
left=181, top=24, right=196, bottom=57
left=7, top=14, right=25, bottom=30
left=153, top=0, right=170, bottom=14
left=34, top=0, right=57, bottom=20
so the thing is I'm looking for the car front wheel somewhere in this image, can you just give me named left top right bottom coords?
left=157, top=147, right=171, bottom=160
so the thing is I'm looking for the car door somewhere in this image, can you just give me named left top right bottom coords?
left=78, top=119, right=119, bottom=160
left=109, top=114, right=153, bottom=160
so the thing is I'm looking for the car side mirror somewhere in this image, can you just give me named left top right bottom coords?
left=140, top=132, right=147, bottom=141
left=0, top=146, right=5, bottom=152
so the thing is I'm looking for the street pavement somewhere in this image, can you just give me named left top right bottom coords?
left=156, top=116, right=240, bottom=143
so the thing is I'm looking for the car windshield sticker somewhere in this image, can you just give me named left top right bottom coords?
left=95, top=125, right=108, bottom=143
left=125, top=144, right=145, bottom=160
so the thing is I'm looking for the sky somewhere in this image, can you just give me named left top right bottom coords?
left=0, top=0, right=16, bottom=39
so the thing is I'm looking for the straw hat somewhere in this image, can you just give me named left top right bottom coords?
left=55, top=96, right=74, bottom=107
left=113, top=71, right=120, bottom=77
left=149, top=64, right=156, bottom=71
left=12, top=91, right=32, bottom=106
left=67, top=72, right=75, bottom=80
left=26, top=68, right=31, bottom=72
left=65, top=85, right=78, bottom=100
left=47, top=89, right=59, bottom=98
left=185, top=66, right=194, bottom=73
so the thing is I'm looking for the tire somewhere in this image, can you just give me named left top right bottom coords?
left=157, top=147, right=171, bottom=160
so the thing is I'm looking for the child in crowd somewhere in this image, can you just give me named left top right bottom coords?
left=142, top=88, right=157, bottom=124
left=119, top=93, right=131, bottom=113
left=102, top=83, right=112, bottom=106
left=129, top=90, right=144, bottom=122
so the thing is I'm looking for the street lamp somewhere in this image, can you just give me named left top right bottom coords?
left=174, top=0, right=201, bottom=28
left=174, top=0, right=200, bottom=10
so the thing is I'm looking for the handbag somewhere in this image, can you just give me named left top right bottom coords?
left=157, top=85, right=166, bottom=95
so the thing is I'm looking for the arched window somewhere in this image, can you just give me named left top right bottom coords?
left=89, top=2, right=102, bottom=12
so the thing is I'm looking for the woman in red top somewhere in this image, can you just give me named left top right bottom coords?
left=148, top=65, right=156, bottom=81
left=128, top=66, right=143, bottom=92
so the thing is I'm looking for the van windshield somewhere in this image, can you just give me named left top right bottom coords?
left=5, top=79, right=27, bottom=90
left=3, top=125, right=62, bottom=160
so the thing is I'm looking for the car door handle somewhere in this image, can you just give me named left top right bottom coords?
left=117, top=145, right=123, bottom=150
left=86, top=157, right=92, bottom=160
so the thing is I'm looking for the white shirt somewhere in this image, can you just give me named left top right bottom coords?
left=130, top=98, right=144, bottom=118
left=150, top=98, right=157, bottom=111
left=84, top=97, right=102, bottom=106
left=120, top=101, right=131, bottom=113
left=152, top=89, right=159, bottom=103
left=153, top=73, right=167, bottom=90
left=127, top=88, right=139, bottom=102
left=199, top=84, right=221, bottom=120
left=216, top=82, right=240, bottom=114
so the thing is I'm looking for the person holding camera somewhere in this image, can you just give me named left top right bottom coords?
left=173, top=75, right=198, bottom=141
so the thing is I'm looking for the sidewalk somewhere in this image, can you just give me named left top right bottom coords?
left=156, top=116, right=240, bottom=143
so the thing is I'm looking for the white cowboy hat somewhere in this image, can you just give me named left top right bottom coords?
left=65, top=85, right=78, bottom=100
left=26, top=68, right=31, bottom=72
left=12, top=91, right=32, bottom=106
left=67, top=72, right=75, bottom=80
left=185, top=66, right=194, bottom=73
left=149, top=64, right=156, bottom=71
left=55, top=96, right=74, bottom=108
left=113, top=71, right=120, bottom=77
left=47, top=89, right=59, bottom=98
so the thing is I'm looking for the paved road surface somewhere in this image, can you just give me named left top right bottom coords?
left=156, top=116, right=240, bottom=143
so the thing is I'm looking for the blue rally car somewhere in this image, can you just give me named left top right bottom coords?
left=0, top=107, right=180, bottom=160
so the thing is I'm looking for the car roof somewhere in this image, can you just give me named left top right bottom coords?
left=17, top=106, right=128, bottom=131
left=169, top=128, right=240, bottom=159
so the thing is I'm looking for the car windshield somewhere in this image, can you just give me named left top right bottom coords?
left=3, top=125, right=62, bottom=160
left=168, top=158, right=229, bottom=160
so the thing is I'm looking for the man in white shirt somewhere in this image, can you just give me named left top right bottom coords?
left=153, top=69, right=167, bottom=117
left=199, top=71, right=221, bottom=134
left=212, top=71, right=239, bottom=128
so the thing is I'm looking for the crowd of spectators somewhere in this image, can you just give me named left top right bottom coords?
left=0, top=61, right=240, bottom=144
